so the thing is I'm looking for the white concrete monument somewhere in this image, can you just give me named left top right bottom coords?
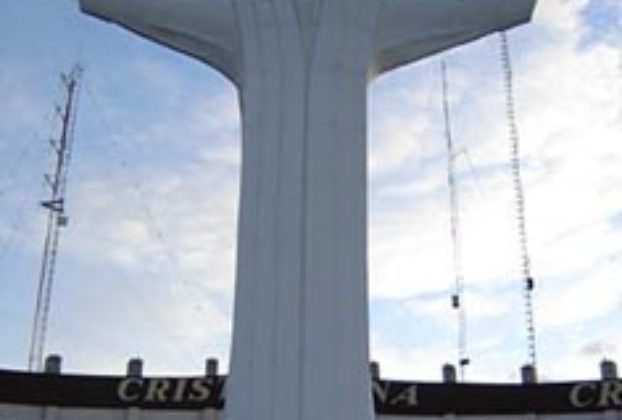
left=80, top=1, right=537, bottom=419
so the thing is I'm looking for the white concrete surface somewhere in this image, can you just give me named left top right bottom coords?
left=1, top=405, right=620, bottom=420
left=78, top=1, right=537, bottom=420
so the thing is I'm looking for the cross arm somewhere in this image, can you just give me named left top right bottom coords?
left=80, top=0, right=239, bottom=83
left=373, top=0, right=537, bottom=75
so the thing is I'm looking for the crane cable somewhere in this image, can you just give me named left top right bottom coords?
left=440, top=59, right=469, bottom=380
left=81, top=80, right=216, bottom=323
left=499, top=31, right=538, bottom=371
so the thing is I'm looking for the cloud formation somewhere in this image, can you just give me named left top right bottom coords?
left=0, top=0, right=620, bottom=381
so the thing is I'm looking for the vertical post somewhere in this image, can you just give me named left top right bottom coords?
left=369, top=361, right=381, bottom=380
left=205, top=359, right=222, bottom=420
left=125, top=358, right=143, bottom=420
left=127, top=358, right=144, bottom=378
left=600, top=359, right=618, bottom=380
left=443, top=364, right=457, bottom=384
left=44, top=354, right=62, bottom=374
left=521, top=364, right=537, bottom=384
left=206, top=358, right=219, bottom=377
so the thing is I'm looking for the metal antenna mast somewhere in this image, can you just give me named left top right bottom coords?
left=441, top=60, right=469, bottom=380
left=28, top=66, right=83, bottom=371
left=499, top=31, right=538, bottom=372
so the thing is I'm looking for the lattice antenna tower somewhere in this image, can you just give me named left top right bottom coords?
left=28, top=65, right=83, bottom=371
left=441, top=59, right=469, bottom=380
left=499, top=31, right=538, bottom=372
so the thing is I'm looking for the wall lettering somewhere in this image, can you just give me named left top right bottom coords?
left=598, top=380, right=622, bottom=408
left=117, top=378, right=144, bottom=402
left=116, top=378, right=219, bottom=404
left=389, top=385, right=418, bottom=407
left=2, top=370, right=621, bottom=414
left=569, top=381, right=622, bottom=410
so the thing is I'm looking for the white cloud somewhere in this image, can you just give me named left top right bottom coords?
left=405, top=289, right=510, bottom=321
left=1, top=0, right=620, bottom=381
left=367, top=0, right=622, bottom=380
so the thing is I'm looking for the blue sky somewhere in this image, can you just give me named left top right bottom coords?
left=0, top=0, right=620, bottom=382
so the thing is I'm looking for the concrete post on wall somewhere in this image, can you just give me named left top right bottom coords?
left=124, top=359, right=143, bottom=420
left=518, top=368, right=538, bottom=420
left=369, top=361, right=381, bottom=380
left=521, top=364, right=538, bottom=384
left=127, top=358, right=143, bottom=378
left=600, top=359, right=618, bottom=380
left=203, top=359, right=220, bottom=420
left=42, top=356, right=62, bottom=420
left=600, top=360, right=620, bottom=420
left=206, top=358, right=219, bottom=377
left=519, top=360, right=539, bottom=420
left=79, top=1, right=537, bottom=419
left=44, top=355, right=62, bottom=375
left=443, top=364, right=457, bottom=384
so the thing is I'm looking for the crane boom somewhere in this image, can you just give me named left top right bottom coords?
left=28, top=66, right=83, bottom=372
left=499, top=32, right=538, bottom=372
left=441, top=60, right=469, bottom=379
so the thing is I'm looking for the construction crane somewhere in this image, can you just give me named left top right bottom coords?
left=499, top=31, right=538, bottom=374
left=440, top=59, right=469, bottom=380
left=28, top=66, right=83, bottom=372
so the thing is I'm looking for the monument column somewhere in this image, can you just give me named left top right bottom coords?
left=228, top=1, right=378, bottom=418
